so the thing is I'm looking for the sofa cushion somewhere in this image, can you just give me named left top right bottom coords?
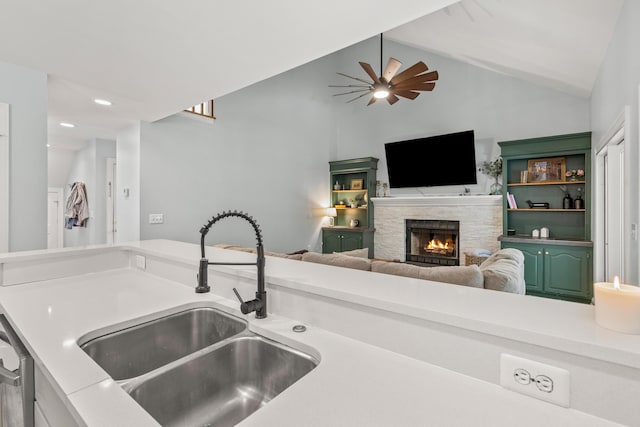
left=371, top=261, right=483, bottom=288
left=479, top=248, right=525, bottom=294
left=371, top=261, right=421, bottom=278
left=418, top=265, right=484, bottom=288
left=301, top=252, right=372, bottom=271
left=334, top=248, right=369, bottom=258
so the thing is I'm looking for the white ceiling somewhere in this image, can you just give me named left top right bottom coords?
left=0, top=0, right=624, bottom=151
left=386, top=0, right=624, bottom=98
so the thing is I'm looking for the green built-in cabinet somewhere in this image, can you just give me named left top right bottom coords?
left=498, top=132, right=593, bottom=303
left=322, top=157, right=378, bottom=257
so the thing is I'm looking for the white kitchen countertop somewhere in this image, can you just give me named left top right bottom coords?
left=0, top=240, right=632, bottom=426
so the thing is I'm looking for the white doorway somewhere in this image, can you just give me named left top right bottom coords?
left=0, top=102, right=8, bottom=253
left=106, top=157, right=117, bottom=244
left=595, top=108, right=628, bottom=282
left=47, top=188, right=64, bottom=249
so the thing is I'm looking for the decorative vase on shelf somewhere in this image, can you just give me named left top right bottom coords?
left=489, top=178, right=502, bottom=195
left=574, top=188, right=584, bottom=209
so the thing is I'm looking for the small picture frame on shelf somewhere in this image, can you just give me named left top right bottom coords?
left=350, top=179, right=363, bottom=190
left=527, top=157, right=566, bottom=183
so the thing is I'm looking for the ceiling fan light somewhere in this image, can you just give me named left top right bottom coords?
left=373, top=88, right=389, bottom=99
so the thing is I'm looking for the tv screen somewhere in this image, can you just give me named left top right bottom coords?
left=384, top=130, right=477, bottom=188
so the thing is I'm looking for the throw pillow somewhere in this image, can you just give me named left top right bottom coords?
left=480, top=249, right=525, bottom=294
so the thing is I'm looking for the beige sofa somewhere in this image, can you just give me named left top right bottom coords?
left=214, top=244, right=525, bottom=294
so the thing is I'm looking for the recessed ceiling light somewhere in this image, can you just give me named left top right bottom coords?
left=94, top=98, right=112, bottom=106
left=46, top=144, right=51, bottom=148
left=60, top=122, right=75, bottom=128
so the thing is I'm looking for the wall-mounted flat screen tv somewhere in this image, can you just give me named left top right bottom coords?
left=384, top=130, right=477, bottom=188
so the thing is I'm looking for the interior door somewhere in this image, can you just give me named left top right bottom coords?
left=0, top=102, right=9, bottom=253
left=105, top=158, right=117, bottom=244
left=47, top=189, right=63, bottom=249
left=604, top=141, right=624, bottom=281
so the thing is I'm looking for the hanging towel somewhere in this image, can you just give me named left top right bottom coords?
left=65, top=182, right=89, bottom=228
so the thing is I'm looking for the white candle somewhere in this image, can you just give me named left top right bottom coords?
left=594, top=276, right=640, bottom=334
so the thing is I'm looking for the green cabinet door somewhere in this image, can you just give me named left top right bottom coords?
left=501, top=241, right=592, bottom=302
left=322, top=230, right=342, bottom=254
left=544, top=246, right=592, bottom=300
left=501, top=242, right=544, bottom=293
left=340, top=231, right=363, bottom=252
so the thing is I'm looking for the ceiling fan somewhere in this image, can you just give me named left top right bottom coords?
left=330, top=34, right=439, bottom=106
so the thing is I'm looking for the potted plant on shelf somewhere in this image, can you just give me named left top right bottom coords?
left=566, top=169, right=585, bottom=182
left=349, top=198, right=358, bottom=208
left=481, top=157, right=503, bottom=195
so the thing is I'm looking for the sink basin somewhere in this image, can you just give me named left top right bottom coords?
left=127, top=335, right=318, bottom=427
left=80, top=307, right=246, bottom=380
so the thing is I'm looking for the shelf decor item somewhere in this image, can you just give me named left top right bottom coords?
left=527, top=157, right=566, bottom=182
left=566, top=169, right=585, bottom=182
left=327, top=207, right=337, bottom=227
left=574, top=188, right=584, bottom=209
left=563, top=193, right=573, bottom=209
left=351, top=179, right=363, bottom=190
left=480, top=157, right=503, bottom=195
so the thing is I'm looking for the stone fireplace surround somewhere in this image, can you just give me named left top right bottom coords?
left=371, top=195, right=502, bottom=265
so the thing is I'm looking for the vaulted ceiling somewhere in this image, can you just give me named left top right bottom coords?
left=0, top=0, right=624, bottom=150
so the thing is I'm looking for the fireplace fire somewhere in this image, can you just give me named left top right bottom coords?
left=406, top=219, right=460, bottom=266
left=424, top=239, right=455, bottom=256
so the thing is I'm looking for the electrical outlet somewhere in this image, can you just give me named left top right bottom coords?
left=500, top=353, right=570, bottom=407
left=135, top=255, right=146, bottom=270
left=148, top=213, right=164, bottom=224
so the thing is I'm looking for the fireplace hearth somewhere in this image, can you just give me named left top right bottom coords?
left=406, top=219, right=460, bottom=266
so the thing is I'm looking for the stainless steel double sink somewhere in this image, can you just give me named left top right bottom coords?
left=79, top=307, right=318, bottom=427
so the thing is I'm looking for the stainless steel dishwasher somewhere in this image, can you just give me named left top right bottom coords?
left=0, top=315, right=34, bottom=427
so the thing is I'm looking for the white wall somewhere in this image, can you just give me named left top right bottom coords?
left=138, top=53, right=337, bottom=253
left=64, top=139, right=116, bottom=247
left=0, top=61, right=47, bottom=252
left=591, top=0, right=640, bottom=285
left=48, top=147, right=76, bottom=188
left=116, top=123, right=140, bottom=244
left=136, top=38, right=589, bottom=253
left=0, top=102, right=8, bottom=253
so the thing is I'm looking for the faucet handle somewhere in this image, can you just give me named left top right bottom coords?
left=232, top=288, right=250, bottom=314
left=232, top=287, right=263, bottom=315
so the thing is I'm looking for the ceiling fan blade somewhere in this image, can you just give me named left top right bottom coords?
left=393, top=90, right=420, bottom=100
left=386, top=94, right=400, bottom=105
left=389, top=61, right=429, bottom=85
left=347, top=91, right=374, bottom=103
left=336, top=72, right=373, bottom=85
left=366, top=96, right=377, bottom=106
left=392, top=71, right=439, bottom=90
left=333, top=89, right=373, bottom=96
left=395, top=82, right=436, bottom=92
left=328, top=84, right=371, bottom=88
left=382, top=58, right=402, bottom=82
left=359, top=62, right=381, bottom=84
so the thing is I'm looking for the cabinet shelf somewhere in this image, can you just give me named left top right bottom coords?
left=326, top=157, right=378, bottom=257
left=507, top=181, right=585, bottom=187
left=499, top=132, right=592, bottom=303
left=508, top=208, right=586, bottom=212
